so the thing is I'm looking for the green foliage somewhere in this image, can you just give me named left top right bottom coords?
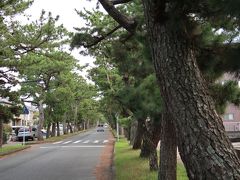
left=72, top=2, right=163, bottom=127
left=3, top=123, right=12, bottom=134
left=0, top=104, right=22, bottom=123
left=118, top=116, right=132, bottom=128
left=0, top=0, right=33, bottom=16
left=72, top=0, right=240, bottom=124
left=0, top=0, right=32, bottom=123
left=0, top=3, right=70, bottom=121
left=210, top=81, right=240, bottom=114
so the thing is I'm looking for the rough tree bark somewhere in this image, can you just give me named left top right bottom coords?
left=149, top=118, right=161, bottom=171
left=37, top=100, right=45, bottom=141
left=140, top=124, right=151, bottom=158
left=159, top=111, right=177, bottom=180
left=130, top=120, right=137, bottom=145
left=57, top=121, right=60, bottom=136
left=68, top=123, right=73, bottom=133
left=51, top=122, right=56, bottom=137
left=95, top=0, right=240, bottom=178
left=87, top=120, right=90, bottom=129
left=132, top=119, right=144, bottom=149
left=124, top=124, right=131, bottom=141
left=142, top=1, right=240, bottom=178
left=63, top=113, right=68, bottom=134
left=46, top=123, right=51, bottom=139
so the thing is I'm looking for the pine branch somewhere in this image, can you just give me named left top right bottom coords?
left=111, top=0, right=132, bottom=5
left=21, top=94, right=32, bottom=100
left=0, top=101, right=14, bottom=105
left=20, top=79, right=42, bottom=84
left=84, top=24, right=121, bottom=48
left=22, top=100, right=39, bottom=105
left=99, top=0, right=137, bottom=33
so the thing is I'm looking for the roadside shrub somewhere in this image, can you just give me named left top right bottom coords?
left=3, top=124, right=12, bottom=144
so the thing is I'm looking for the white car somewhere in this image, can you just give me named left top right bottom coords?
left=97, top=124, right=104, bottom=132
left=17, top=127, right=36, bottom=141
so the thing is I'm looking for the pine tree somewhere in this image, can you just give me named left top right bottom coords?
left=73, top=0, right=240, bottom=179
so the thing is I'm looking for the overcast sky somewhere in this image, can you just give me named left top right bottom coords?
left=21, top=0, right=101, bottom=77
left=24, top=0, right=98, bottom=31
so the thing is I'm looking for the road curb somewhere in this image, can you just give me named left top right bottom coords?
left=111, top=131, right=116, bottom=180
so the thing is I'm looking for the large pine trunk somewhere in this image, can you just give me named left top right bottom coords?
left=124, top=124, right=131, bottom=141
left=142, top=1, right=240, bottom=178
left=74, top=105, right=78, bottom=132
left=149, top=118, right=161, bottom=171
left=68, top=122, right=73, bottom=133
left=63, top=112, right=68, bottom=134
left=51, top=122, right=56, bottom=137
left=132, top=119, right=144, bottom=149
left=37, top=100, right=45, bottom=141
left=130, top=120, right=138, bottom=145
left=57, top=122, right=60, bottom=136
left=140, top=124, right=151, bottom=158
left=46, top=123, right=51, bottom=139
left=159, top=111, right=177, bottom=180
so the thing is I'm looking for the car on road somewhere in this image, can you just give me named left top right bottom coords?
left=97, top=124, right=104, bottom=132
left=11, top=126, right=24, bottom=141
left=17, top=127, right=36, bottom=141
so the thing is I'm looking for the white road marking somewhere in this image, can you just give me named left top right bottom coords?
left=233, top=142, right=240, bottom=146
left=40, top=145, right=104, bottom=149
left=73, top=140, right=82, bottom=144
left=83, top=140, right=90, bottom=144
left=53, top=141, right=63, bottom=144
left=61, top=145, right=104, bottom=148
left=93, top=140, right=99, bottom=143
left=62, top=141, right=72, bottom=144
left=103, top=140, right=109, bottom=143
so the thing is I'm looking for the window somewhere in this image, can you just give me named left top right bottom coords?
left=224, top=113, right=234, bottom=120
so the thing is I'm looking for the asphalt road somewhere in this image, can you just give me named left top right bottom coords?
left=0, top=128, right=112, bottom=180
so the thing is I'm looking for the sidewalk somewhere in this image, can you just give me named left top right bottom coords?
left=94, top=130, right=115, bottom=180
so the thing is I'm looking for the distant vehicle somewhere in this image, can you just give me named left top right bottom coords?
left=17, top=127, right=36, bottom=141
left=97, top=124, right=104, bottom=132
left=12, top=126, right=24, bottom=135
left=104, top=124, right=108, bottom=128
left=41, top=129, right=47, bottom=136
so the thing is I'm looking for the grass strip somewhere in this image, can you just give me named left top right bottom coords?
left=0, top=144, right=30, bottom=157
left=114, top=138, right=188, bottom=180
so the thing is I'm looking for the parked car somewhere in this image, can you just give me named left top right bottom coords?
left=17, top=127, right=36, bottom=141
left=41, top=129, right=47, bottom=136
left=97, top=124, right=104, bottom=132
left=11, top=126, right=24, bottom=141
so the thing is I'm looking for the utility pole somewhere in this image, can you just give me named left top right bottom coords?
left=23, top=114, right=26, bottom=146
left=116, top=113, right=119, bottom=141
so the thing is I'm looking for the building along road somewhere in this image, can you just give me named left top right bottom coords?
left=0, top=128, right=113, bottom=180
